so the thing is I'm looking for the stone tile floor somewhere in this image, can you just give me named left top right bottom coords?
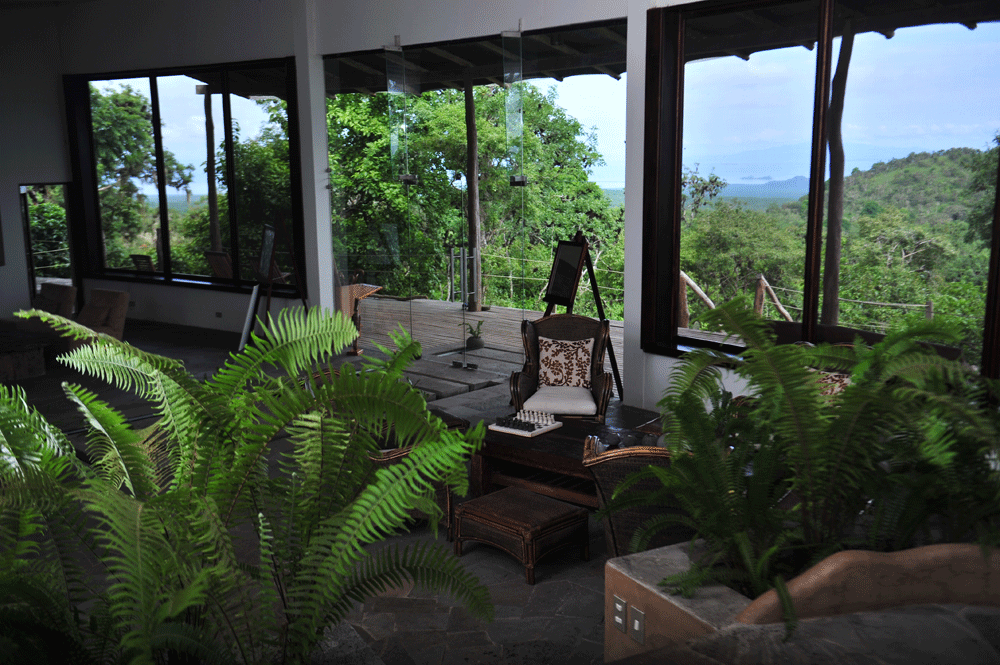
left=344, top=513, right=609, bottom=665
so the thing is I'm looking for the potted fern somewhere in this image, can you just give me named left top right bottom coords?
left=0, top=306, right=491, bottom=664
left=611, top=298, right=1000, bottom=608
left=463, top=320, right=485, bottom=350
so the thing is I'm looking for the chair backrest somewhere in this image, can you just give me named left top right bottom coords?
left=76, top=289, right=130, bottom=341
left=523, top=313, right=609, bottom=381
left=33, top=282, right=77, bottom=318
left=204, top=250, right=233, bottom=279
left=582, top=435, right=692, bottom=557
left=130, top=254, right=156, bottom=272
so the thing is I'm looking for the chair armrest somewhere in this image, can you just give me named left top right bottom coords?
left=590, top=372, right=613, bottom=424
left=509, top=368, right=538, bottom=411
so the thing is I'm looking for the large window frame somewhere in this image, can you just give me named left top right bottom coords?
left=63, top=57, right=305, bottom=298
left=641, top=0, right=1000, bottom=376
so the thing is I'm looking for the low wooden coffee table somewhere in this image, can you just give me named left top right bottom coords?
left=454, top=486, right=589, bottom=584
left=471, top=406, right=660, bottom=509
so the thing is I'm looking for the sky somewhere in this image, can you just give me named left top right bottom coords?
left=681, top=21, right=1000, bottom=184
left=96, top=19, right=998, bottom=196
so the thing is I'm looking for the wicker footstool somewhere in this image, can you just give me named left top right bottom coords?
left=453, top=486, right=589, bottom=584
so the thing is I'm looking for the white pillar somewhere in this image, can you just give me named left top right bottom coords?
left=293, top=0, right=334, bottom=312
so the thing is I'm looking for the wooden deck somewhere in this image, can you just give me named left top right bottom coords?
left=355, top=295, right=625, bottom=367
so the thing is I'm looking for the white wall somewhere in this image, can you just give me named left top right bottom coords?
left=0, top=8, right=72, bottom=319
left=0, top=0, right=699, bottom=409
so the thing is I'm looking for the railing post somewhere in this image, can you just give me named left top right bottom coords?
left=448, top=246, right=455, bottom=302
left=459, top=247, right=468, bottom=309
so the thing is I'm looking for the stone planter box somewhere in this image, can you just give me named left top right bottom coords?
left=603, top=542, right=750, bottom=662
left=604, top=542, right=1000, bottom=663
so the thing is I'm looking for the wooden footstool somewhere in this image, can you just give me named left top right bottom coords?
left=453, top=486, right=589, bottom=584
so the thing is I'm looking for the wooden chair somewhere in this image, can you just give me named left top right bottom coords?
left=18, top=282, right=78, bottom=337
left=204, top=250, right=233, bottom=279
left=70, top=288, right=130, bottom=351
left=334, top=268, right=382, bottom=356
left=582, top=435, right=693, bottom=557
left=509, top=313, right=613, bottom=423
left=130, top=254, right=156, bottom=272
left=32, top=282, right=77, bottom=318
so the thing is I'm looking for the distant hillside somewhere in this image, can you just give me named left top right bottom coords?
left=165, top=193, right=207, bottom=214
left=717, top=176, right=809, bottom=209
left=837, top=148, right=979, bottom=226
left=602, top=188, right=625, bottom=209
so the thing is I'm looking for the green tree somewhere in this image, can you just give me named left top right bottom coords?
left=89, top=84, right=193, bottom=268
left=327, top=83, right=624, bottom=312
left=682, top=202, right=803, bottom=326
left=176, top=100, right=294, bottom=279
left=24, top=186, right=70, bottom=278
left=964, top=133, right=999, bottom=247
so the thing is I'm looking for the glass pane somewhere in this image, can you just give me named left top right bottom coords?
left=501, top=29, right=532, bottom=335
left=226, top=65, right=295, bottom=286
left=825, top=11, right=1000, bottom=363
left=679, top=1, right=819, bottom=338
left=90, top=77, right=161, bottom=270
left=154, top=73, right=224, bottom=278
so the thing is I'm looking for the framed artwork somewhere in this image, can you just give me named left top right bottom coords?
left=543, top=240, right=587, bottom=309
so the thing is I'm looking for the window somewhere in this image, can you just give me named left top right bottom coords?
left=64, top=58, right=303, bottom=294
left=642, top=0, right=1000, bottom=374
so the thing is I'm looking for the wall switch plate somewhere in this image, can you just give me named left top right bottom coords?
left=629, top=606, right=645, bottom=644
left=612, top=595, right=627, bottom=633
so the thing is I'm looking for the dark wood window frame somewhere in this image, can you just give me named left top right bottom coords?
left=640, top=0, right=1000, bottom=376
left=63, top=57, right=306, bottom=299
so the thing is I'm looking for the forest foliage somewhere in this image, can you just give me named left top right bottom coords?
left=26, top=82, right=998, bottom=359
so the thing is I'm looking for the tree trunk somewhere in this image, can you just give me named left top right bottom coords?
left=820, top=24, right=854, bottom=326
left=464, top=78, right=482, bottom=312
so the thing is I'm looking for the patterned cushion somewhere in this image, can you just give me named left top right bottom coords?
left=812, top=369, right=851, bottom=397
left=538, top=336, right=594, bottom=388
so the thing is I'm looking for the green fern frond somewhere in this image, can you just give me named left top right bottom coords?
left=362, top=326, right=422, bottom=380
left=209, top=306, right=357, bottom=399
left=341, top=542, right=492, bottom=621
left=0, top=385, right=80, bottom=483
left=63, top=384, right=157, bottom=500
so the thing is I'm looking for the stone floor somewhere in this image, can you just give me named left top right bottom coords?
left=343, top=513, right=608, bottom=665
left=12, top=319, right=613, bottom=665
left=342, top=380, right=613, bottom=665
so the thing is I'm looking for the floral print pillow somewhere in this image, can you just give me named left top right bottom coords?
left=538, top=336, right=594, bottom=389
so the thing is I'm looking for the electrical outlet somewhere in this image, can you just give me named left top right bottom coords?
left=215, top=312, right=223, bottom=318
left=629, top=606, right=645, bottom=645
left=612, top=595, right=627, bottom=633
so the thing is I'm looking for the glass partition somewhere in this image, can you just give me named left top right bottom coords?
left=323, top=20, right=628, bottom=362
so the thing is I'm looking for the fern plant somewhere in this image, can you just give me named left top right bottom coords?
left=0, top=306, right=491, bottom=665
left=610, top=297, right=1000, bottom=600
